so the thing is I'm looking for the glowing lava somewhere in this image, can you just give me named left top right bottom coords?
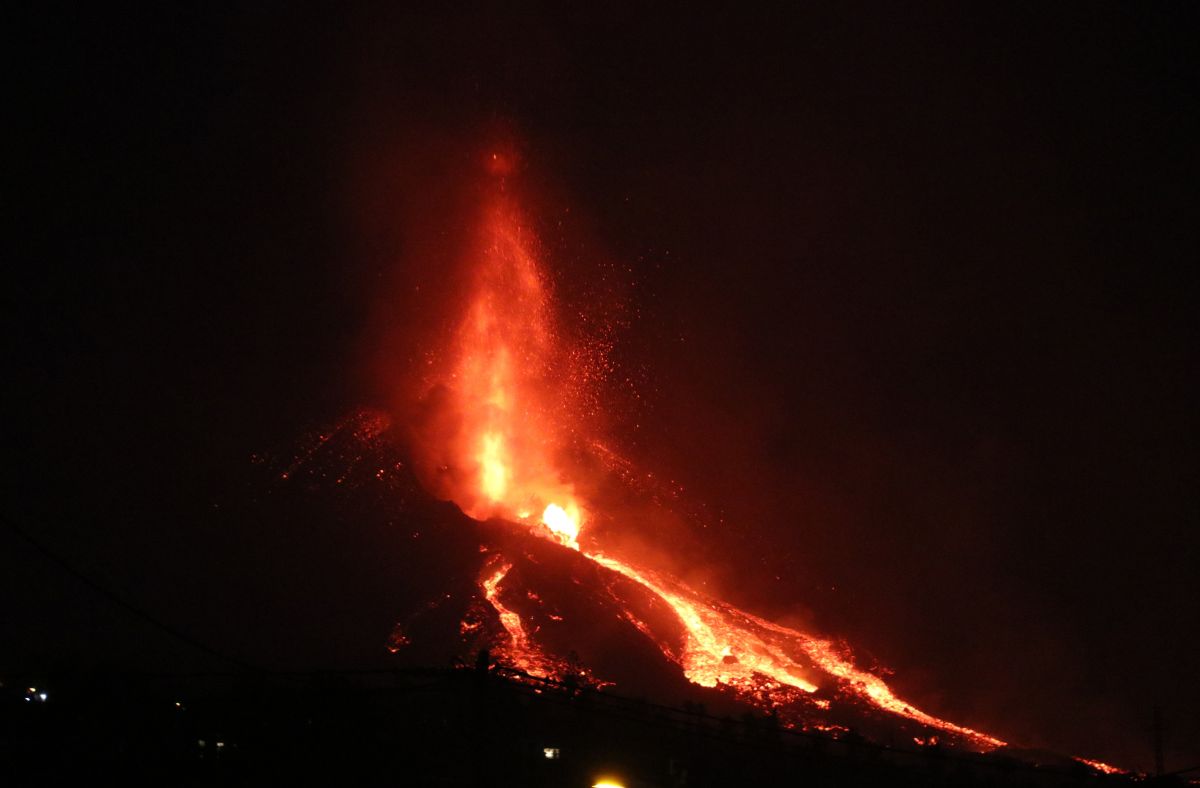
left=479, top=561, right=535, bottom=669
left=1077, top=758, right=1124, bottom=776
left=586, top=552, right=1004, bottom=748
left=423, top=195, right=588, bottom=541
left=412, top=168, right=1015, bottom=754
left=540, top=502, right=580, bottom=550
left=479, top=558, right=572, bottom=679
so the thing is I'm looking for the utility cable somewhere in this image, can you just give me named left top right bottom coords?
left=2, top=516, right=262, bottom=673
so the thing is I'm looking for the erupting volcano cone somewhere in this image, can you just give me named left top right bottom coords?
left=255, top=161, right=1122, bottom=775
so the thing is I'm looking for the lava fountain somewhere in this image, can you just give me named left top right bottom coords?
left=412, top=192, right=584, bottom=551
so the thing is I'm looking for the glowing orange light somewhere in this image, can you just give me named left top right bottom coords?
left=588, top=552, right=1004, bottom=748
left=477, top=432, right=509, bottom=501
left=481, top=564, right=524, bottom=646
left=1078, top=758, right=1124, bottom=775
left=416, top=166, right=1022, bottom=757
left=541, top=502, right=580, bottom=550
left=479, top=560, right=572, bottom=679
left=589, top=553, right=819, bottom=694
left=424, top=195, right=587, bottom=548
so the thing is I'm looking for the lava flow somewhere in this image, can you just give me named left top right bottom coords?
left=478, top=557, right=573, bottom=680
left=400, top=159, right=1119, bottom=770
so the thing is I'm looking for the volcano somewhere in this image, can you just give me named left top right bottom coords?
left=253, top=407, right=1122, bottom=778
left=244, top=160, right=1126, bottom=777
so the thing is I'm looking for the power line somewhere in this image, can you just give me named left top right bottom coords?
left=2, top=516, right=262, bottom=673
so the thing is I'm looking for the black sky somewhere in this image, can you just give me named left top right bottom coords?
left=10, top=2, right=1198, bottom=772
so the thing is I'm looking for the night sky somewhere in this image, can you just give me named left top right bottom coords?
left=10, top=3, right=1198, bottom=772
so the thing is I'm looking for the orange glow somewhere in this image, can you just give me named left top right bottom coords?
left=478, top=432, right=509, bottom=502
left=427, top=196, right=587, bottom=547
left=587, top=552, right=1004, bottom=748
left=1077, top=758, right=1124, bottom=775
left=590, top=553, right=818, bottom=693
left=481, top=562, right=525, bottom=650
left=480, top=560, right=559, bottom=678
left=416, top=167, right=1015, bottom=755
left=541, top=502, right=580, bottom=550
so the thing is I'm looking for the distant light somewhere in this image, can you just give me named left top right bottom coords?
left=216, top=742, right=225, bottom=749
left=198, top=739, right=206, bottom=748
left=543, top=747, right=560, bottom=760
left=593, top=781, right=625, bottom=788
left=37, top=692, right=47, bottom=702
left=28, top=687, right=36, bottom=693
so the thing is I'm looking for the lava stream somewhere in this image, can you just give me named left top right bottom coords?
left=588, top=553, right=819, bottom=694
left=480, top=559, right=568, bottom=679
left=585, top=551, right=1005, bottom=749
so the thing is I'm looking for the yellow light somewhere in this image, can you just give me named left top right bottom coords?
left=593, top=781, right=625, bottom=788
left=541, top=502, right=581, bottom=550
left=477, top=433, right=508, bottom=501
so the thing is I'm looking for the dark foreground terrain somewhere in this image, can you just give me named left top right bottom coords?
left=1, top=665, right=1163, bottom=788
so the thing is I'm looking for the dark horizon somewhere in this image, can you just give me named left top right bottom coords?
left=9, top=3, right=1198, bottom=773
